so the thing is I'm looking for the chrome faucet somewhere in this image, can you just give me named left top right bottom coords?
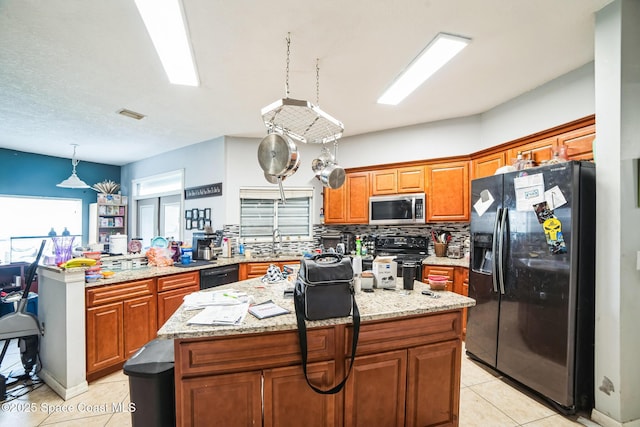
left=272, top=228, right=281, bottom=256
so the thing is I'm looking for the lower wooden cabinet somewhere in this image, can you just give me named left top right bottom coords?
left=180, top=371, right=263, bottom=427
left=86, top=301, right=123, bottom=375
left=174, top=311, right=463, bottom=427
left=406, top=340, right=461, bottom=427
left=344, top=350, right=407, bottom=427
left=239, top=261, right=289, bottom=280
left=264, top=362, right=338, bottom=427
left=86, top=272, right=200, bottom=381
left=157, top=271, right=199, bottom=327
left=423, top=265, right=469, bottom=338
left=123, top=294, right=157, bottom=359
left=85, top=278, right=156, bottom=381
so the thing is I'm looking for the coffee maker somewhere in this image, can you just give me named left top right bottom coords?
left=192, top=231, right=223, bottom=260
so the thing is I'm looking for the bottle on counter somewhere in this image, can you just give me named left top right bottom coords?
left=222, top=237, right=232, bottom=258
left=355, top=236, right=362, bottom=256
left=48, top=228, right=57, bottom=237
left=513, top=152, right=523, bottom=170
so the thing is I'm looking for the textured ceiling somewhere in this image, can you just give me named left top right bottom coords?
left=0, top=0, right=612, bottom=166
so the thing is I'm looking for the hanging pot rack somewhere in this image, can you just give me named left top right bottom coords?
left=261, top=34, right=344, bottom=145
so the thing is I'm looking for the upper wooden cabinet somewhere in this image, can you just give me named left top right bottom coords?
left=323, top=171, right=370, bottom=224
left=507, top=136, right=556, bottom=166
left=371, top=169, right=397, bottom=195
left=370, top=166, right=425, bottom=195
left=397, top=165, right=425, bottom=193
left=557, top=124, right=595, bottom=161
left=426, top=161, right=470, bottom=222
left=346, top=172, right=370, bottom=223
left=472, top=152, right=506, bottom=179
left=323, top=182, right=347, bottom=224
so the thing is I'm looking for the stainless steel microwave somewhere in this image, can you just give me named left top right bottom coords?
left=369, top=193, right=426, bottom=225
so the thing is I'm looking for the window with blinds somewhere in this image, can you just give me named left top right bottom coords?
left=239, top=188, right=313, bottom=241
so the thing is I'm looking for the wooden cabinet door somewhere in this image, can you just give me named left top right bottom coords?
left=423, top=265, right=455, bottom=280
left=157, top=271, right=199, bottom=292
left=507, top=136, right=556, bottom=166
left=86, top=301, right=124, bottom=374
left=346, top=172, right=370, bottom=223
left=426, top=161, right=470, bottom=222
left=371, top=169, right=397, bottom=195
left=423, top=265, right=455, bottom=291
left=397, top=166, right=425, bottom=193
left=123, top=294, right=157, bottom=358
left=344, top=350, right=407, bottom=427
left=264, top=362, right=337, bottom=427
left=557, top=125, right=595, bottom=161
left=178, top=371, right=262, bottom=427
left=158, top=284, right=199, bottom=327
left=406, top=340, right=462, bottom=427
left=243, top=262, right=271, bottom=279
left=472, top=151, right=506, bottom=179
left=324, top=184, right=347, bottom=224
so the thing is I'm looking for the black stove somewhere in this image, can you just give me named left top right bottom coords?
left=374, top=236, right=429, bottom=280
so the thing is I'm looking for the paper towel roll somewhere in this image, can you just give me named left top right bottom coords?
left=352, top=255, right=362, bottom=275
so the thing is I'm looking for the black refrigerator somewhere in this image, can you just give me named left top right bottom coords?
left=465, top=161, right=595, bottom=413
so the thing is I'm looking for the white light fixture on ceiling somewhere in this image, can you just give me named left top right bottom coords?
left=56, top=144, right=90, bottom=189
left=134, top=0, right=199, bottom=86
left=377, top=32, right=471, bottom=106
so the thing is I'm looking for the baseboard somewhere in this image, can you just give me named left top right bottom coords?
left=591, top=408, right=640, bottom=427
left=38, top=369, right=88, bottom=400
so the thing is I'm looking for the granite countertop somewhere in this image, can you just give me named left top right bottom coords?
left=157, top=277, right=475, bottom=340
left=421, top=255, right=469, bottom=268
left=39, top=254, right=304, bottom=288
left=38, top=253, right=468, bottom=288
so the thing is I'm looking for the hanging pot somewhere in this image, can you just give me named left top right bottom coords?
left=318, top=162, right=345, bottom=189
left=257, top=133, right=299, bottom=176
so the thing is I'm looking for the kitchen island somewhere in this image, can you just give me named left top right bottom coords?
left=158, top=278, right=475, bottom=427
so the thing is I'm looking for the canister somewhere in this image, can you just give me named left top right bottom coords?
left=109, top=234, right=128, bottom=255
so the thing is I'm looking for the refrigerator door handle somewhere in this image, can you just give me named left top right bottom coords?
left=491, top=207, right=502, bottom=293
left=497, top=207, right=508, bottom=294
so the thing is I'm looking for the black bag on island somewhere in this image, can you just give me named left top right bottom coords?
left=294, top=253, right=360, bottom=394
left=295, top=253, right=354, bottom=320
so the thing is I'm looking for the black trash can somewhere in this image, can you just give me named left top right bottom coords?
left=123, top=338, right=175, bottom=427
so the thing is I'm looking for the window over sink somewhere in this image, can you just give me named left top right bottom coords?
left=239, top=187, right=313, bottom=242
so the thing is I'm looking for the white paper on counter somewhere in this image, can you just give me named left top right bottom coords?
left=544, top=185, right=567, bottom=210
left=183, top=289, right=252, bottom=310
left=187, top=302, right=249, bottom=325
left=514, top=173, right=545, bottom=211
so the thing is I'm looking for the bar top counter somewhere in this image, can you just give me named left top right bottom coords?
left=157, top=277, right=475, bottom=339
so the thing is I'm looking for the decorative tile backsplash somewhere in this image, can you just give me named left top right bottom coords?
left=221, top=223, right=469, bottom=257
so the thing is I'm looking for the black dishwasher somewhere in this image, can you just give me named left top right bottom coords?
left=200, top=264, right=239, bottom=289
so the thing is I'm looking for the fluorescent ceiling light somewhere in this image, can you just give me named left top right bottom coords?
left=377, top=33, right=470, bottom=105
left=134, top=0, right=199, bottom=86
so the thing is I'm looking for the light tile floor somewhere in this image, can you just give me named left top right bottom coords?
left=0, top=339, right=598, bottom=426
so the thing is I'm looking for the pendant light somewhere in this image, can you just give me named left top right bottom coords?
left=56, top=144, right=90, bottom=189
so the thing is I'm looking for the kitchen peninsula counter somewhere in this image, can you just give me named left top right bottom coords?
left=49, top=254, right=304, bottom=288
left=158, top=278, right=474, bottom=339
left=160, top=278, right=474, bottom=427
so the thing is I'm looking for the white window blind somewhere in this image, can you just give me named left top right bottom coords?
left=240, top=188, right=313, bottom=240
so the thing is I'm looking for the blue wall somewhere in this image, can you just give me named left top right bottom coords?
left=0, top=148, right=121, bottom=244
